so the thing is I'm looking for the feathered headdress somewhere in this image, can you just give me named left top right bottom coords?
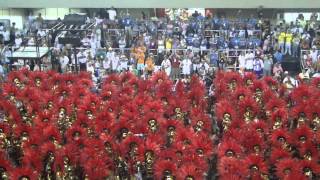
left=9, top=166, right=39, bottom=180
left=244, top=154, right=268, bottom=178
left=271, top=108, right=289, bottom=129
left=292, top=125, right=314, bottom=147
left=176, top=163, right=203, bottom=180
left=290, top=85, right=314, bottom=104
left=275, top=158, right=300, bottom=179
left=150, top=71, right=169, bottom=85
left=269, top=128, right=292, bottom=149
left=243, top=72, right=257, bottom=86
left=218, top=157, right=246, bottom=179
left=216, top=100, right=237, bottom=123
left=269, top=147, right=291, bottom=164
left=217, top=140, right=243, bottom=158
left=154, top=160, right=177, bottom=180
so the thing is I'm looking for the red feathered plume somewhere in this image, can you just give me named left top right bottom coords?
left=150, top=71, right=169, bottom=85
left=290, top=84, right=314, bottom=104
left=292, top=125, right=314, bottom=147
left=265, top=97, right=286, bottom=112
left=224, top=71, right=242, bottom=86
left=2, top=83, right=19, bottom=98
left=78, top=78, right=93, bottom=89
left=275, top=158, right=300, bottom=179
left=290, top=104, right=309, bottom=121
left=104, top=73, right=120, bottom=85
left=251, top=80, right=265, bottom=93
left=232, top=86, right=251, bottom=101
left=137, top=134, right=163, bottom=162
left=238, top=97, right=259, bottom=119
left=263, top=76, right=278, bottom=89
left=244, top=154, right=268, bottom=178
left=269, top=147, right=291, bottom=164
left=217, top=140, right=243, bottom=158
left=177, top=163, right=203, bottom=180
left=22, top=147, right=42, bottom=171
left=269, top=128, right=292, bottom=149
left=43, top=125, right=62, bottom=143
left=298, top=159, right=320, bottom=175
left=65, top=125, right=87, bottom=144
left=297, top=142, right=318, bottom=161
left=119, top=135, right=143, bottom=158
left=40, top=142, right=56, bottom=157
left=240, top=129, right=266, bottom=155
left=216, top=100, right=237, bottom=122
left=248, top=121, right=268, bottom=136
left=7, top=70, right=25, bottom=84
left=0, top=151, right=13, bottom=172
left=306, top=99, right=320, bottom=121
left=9, top=166, right=39, bottom=180
left=311, top=77, right=320, bottom=88
left=271, top=108, right=289, bottom=129
left=243, top=72, right=257, bottom=86
left=218, top=157, right=246, bottom=179
left=190, top=108, right=212, bottom=133
left=154, top=160, right=178, bottom=179
left=190, top=135, right=214, bottom=158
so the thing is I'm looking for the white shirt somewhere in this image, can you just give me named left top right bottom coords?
left=77, top=52, right=87, bottom=64
left=103, top=59, right=111, bottom=69
left=245, top=53, right=254, bottom=70
left=310, top=50, right=318, bottom=63
left=161, top=59, right=171, bottom=70
left=111, top=56, right=119, bottom=70
left=238, top=55, right=246, bottom=68
left=181, top=58, right=192, bottom=74
left=2, top=31, right=10, bottom=41
left=15, top=38, right=22, bottom=48
left=60, top=56, right=69, bottom=68
left=107, top=9, right=117, bottom=21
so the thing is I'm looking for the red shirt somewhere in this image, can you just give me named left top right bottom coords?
left=171, top=56, right=180, bottom=68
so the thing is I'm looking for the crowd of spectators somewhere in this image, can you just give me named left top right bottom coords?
left=0, top=10, right=320, bottom=85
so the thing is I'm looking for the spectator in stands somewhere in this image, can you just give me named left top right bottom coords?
left=0, top=62, right=4, bottom=81
left=278, top=30, right=286, bottom=54
left=253, top=56, right=264, bottom=78
left=285, top=29, right=292, bottom=56
left=171, top=53, right=180, bottom=80
left=161, top=55, right=171, bottom=77
left=273, top=50, right=283, bottom=63
left=59, top=52, right=69, bottom=73
left=238, top=51, right=246, bottom=73
left=181, top=55, right=192, bottom=78
left=107, top=7, right=117, bottom=21
left=263, top=54, right=273, bottom=76
left=14, top=34, right=22, bottom=49
left=78, top=49, right=88, bottom=71
left=119, top=54, right=128, bottom=72
left=292, top=34, right=300, bottom=58
left=2, top=28, right=10, bottom=45
left=245, top=51, right=254, bottom=72
left=111, top=52, right=120, bottom=73
left=136, top=52, right=145, bottom=76
left=103, top=54, right=111, bottom=74
left=145, top=54, right=155, bottom=77
left=273, top=62, right=283, bottom=81
left=310, top=46, right=318, bottom=65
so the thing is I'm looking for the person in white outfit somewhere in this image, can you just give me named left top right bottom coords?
left=245, top=51, right=254, bottom=71
left=161, top=57, right=172, bottom=77
left=111, top=53, right=120, bottom=72
left=181, top=57, right=192, bottom=78
left=238, top=51, right=246, bottom=73
left=119, top=54, right=128, bottom=72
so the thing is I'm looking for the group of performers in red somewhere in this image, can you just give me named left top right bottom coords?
left=0, top=69, right=320, bottom=179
